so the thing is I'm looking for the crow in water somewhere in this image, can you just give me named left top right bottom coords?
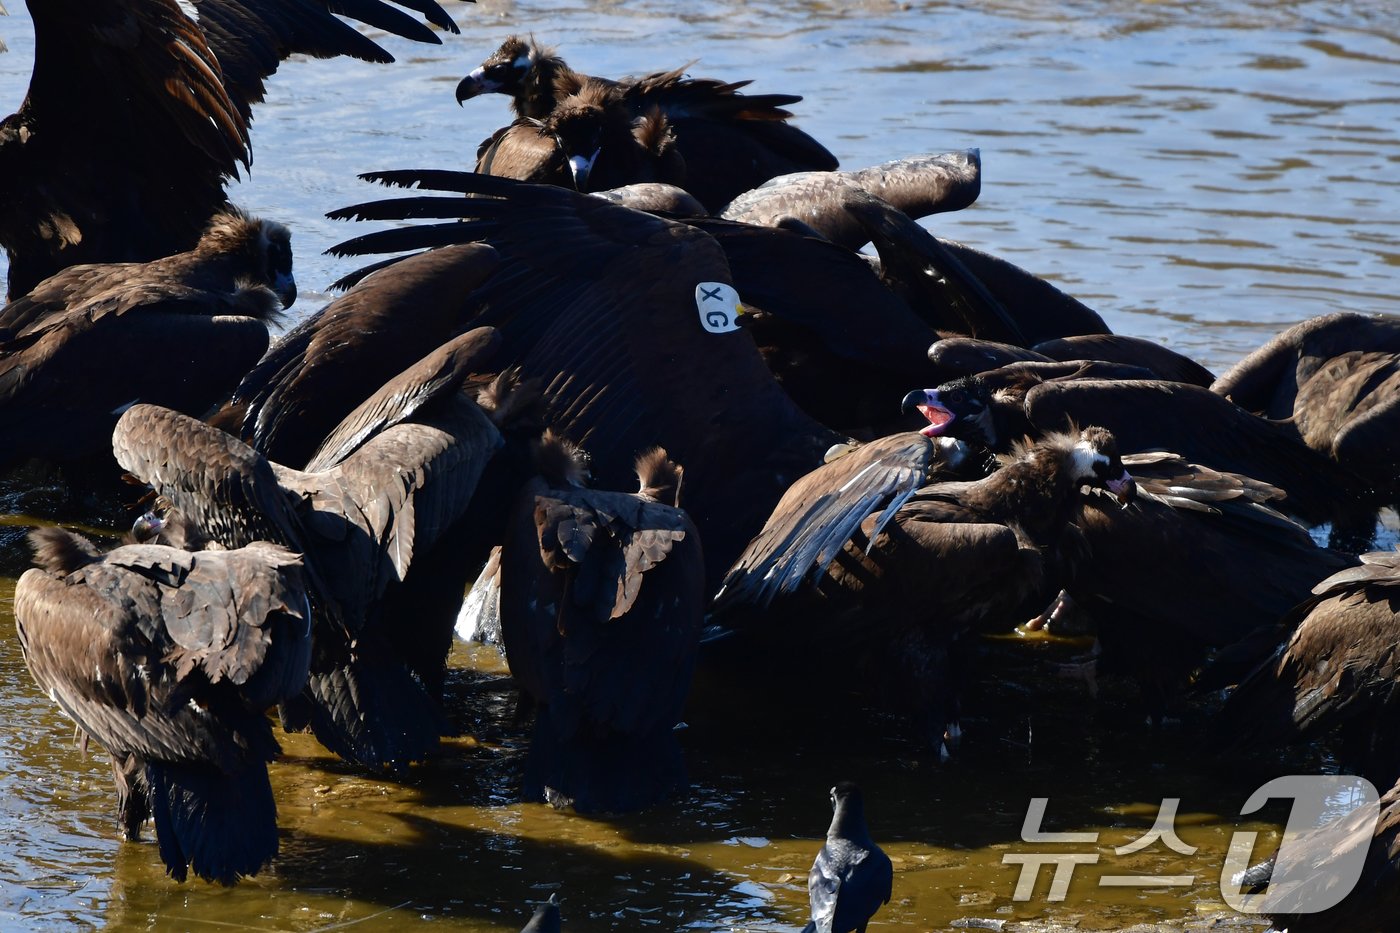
left=520, top=893, right=561, bottom=932
left=804, top=782, right=893, bottom=933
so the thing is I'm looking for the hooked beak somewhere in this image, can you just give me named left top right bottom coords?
left=455, top=67, right=498, bottom=105
left=130, top=510, right=166, bottom=543
left=1106, top=471, right=1136, bottom=508
left=568, top=149, right=599, bottom=190
left=901, top=388, right=955, bottom=438
left=273, top=270, right=297, bottom=308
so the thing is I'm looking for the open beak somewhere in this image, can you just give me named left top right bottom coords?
left=455, top=68, right=498, bottom=105
left=273, top=270, right=297, bottom=308
left=901, top=388, right=955, bottom=438
left=1106, top=472, right=1136, bottom=508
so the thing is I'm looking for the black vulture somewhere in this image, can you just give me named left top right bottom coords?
left=476, top=81, right=685, bottom=193
left=500, top=440, right=704, bottom=812
left=15, top=525, right=311, bottom=884
left=327, top=171, right=845, bottom=588
left=0, top=209, right=291, bottom=471
left=112, top=329, right=505, bottom=769
left=904, top=367, right=1373, bottom=526
left=718, top=427, right=1134, bottom=755
left=1220, top=550, right=1400, bottom=788
left=454, top=34, right=837, bottom=211
left=0, top=0, right=457, bottom=298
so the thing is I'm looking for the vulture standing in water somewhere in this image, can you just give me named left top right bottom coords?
left=112, top=329, right=506, bottom=770
left=328, top=171, right=844, bottom=587
left=717, top=426, right=1135, bottom=757
left=1220, top=550, right=1400, bottom=788
left=0, top=209, right=292, bottom=472
left=500, top=439, right=704, bottom=813
left=0, top=0, right=456, bottom=299
left=476, top=81, right=686, bottom=194
left=454, top=35, right=838, bottom=211
left=15, top=525, right=312, bottom=884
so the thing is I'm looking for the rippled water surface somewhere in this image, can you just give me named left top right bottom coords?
left=1, top=0, right=1398, bottom=930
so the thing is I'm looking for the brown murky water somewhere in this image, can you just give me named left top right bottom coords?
left=1, top=0, right=1398, bottom=929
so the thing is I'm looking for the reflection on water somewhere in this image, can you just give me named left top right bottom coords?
left=0, top=0, right=1397, bottom=929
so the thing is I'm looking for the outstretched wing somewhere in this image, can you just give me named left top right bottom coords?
left=715, top=433, right=955, bottom=610
left=0, top=0, right=457, bottom=297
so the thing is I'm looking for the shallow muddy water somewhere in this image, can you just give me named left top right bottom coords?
left=1, top=0, right=1399, bottom=930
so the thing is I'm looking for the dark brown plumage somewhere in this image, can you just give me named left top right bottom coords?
left=926, top=334, right=1216, bottom=387
left=15, top=526, right=311, bottom=884
left=500, top=441, right=704, bottom=812
left=455, top=35, right=838, bottom=211
left=221, top=244, right=501, bottom=468
left=0, top=0, right=456, bottom=299
left=1212, top=312, right=1400, bottom=548
left=328, top=171, right=844, bottom=588
left=476, top=81, right=685, bottom=193
left=112, top=332, right=504, bottom=769
left=1057, top=451, right=1355, bottom=716
left=905, top=368, right=1373, bottom=526
left=0, top=210, right=290, bottom=471
left=1221, top=550, right=1400, bottom=787
left=0, top=207, right=295, bottom=336
left=719, top=427, right=1134, bottom=755
left=1252, top=776, right=1400, bottom=933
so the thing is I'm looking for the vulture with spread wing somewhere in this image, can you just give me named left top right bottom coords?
left=328, top=171, right=844, bottom=586
left=112, top=329, right=505, bottom=770
left=0, top=0, right=456, bottom=299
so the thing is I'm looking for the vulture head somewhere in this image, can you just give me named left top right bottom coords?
left=541, top=83, right=629, bottom=190
left=455, top=35, right=541, bottom=104
left=1044, top=425, right=1136, bottom=508
left=902, top=375, right=996, bottom=446
left=200, top=209, right=297, bottom=308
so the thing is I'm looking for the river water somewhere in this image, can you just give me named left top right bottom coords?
left=0, top=0, right=1398, bottom=930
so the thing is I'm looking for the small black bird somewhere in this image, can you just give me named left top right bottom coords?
left=804, top=782, right=893, bottom=933
left=520, top=893, right=561, bottom=932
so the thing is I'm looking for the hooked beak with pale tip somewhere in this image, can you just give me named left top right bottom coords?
left=901, top=388, right=955, bottom=438
left=129, top=510, right=166, bottom=543
left=454, top=67, right=497, bottom=105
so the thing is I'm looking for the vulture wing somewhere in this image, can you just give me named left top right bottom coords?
left=0, top=0, right=456, bottom=297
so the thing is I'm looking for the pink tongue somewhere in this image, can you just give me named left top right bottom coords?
left=918, top=404, right=953, bottom=437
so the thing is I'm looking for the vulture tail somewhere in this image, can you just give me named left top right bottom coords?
left=146, top=760, right=277, bottom=885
